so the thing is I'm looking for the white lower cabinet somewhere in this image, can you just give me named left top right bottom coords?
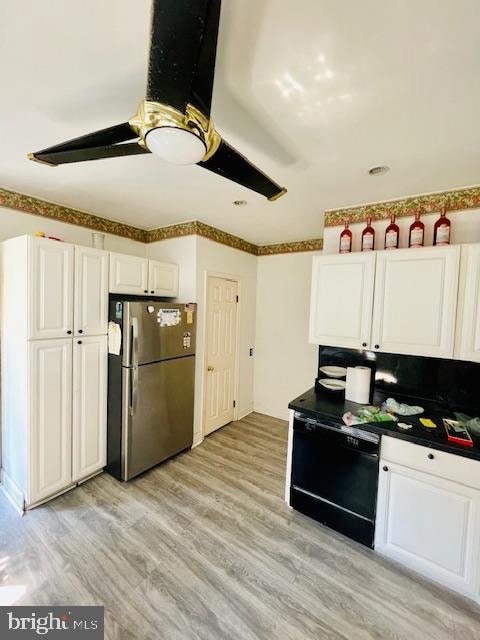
left=72, top=336, right=108, bottom=483
left=376, top=438, right=480, bottom=602
left=27, top=336, right=108, bottom=508
left=30, top=339, right=73, bottom=505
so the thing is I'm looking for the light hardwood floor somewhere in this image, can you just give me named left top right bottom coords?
left=1, top=412, right=479, bottom=639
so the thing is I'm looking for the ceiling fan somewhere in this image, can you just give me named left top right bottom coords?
left=28, top=0, right=287, bottom=201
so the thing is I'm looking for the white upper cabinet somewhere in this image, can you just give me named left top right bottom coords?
left=109, top=253, right=149, bottom=295
left=72, top=335, right=108, bottom=483
left=371, top=246, right=460, bottom=358
left=109, top=253, right=179, bottom=297
left=74, top=246, right=109, bottom=336
left=28, top=237, right=74, bottom=340
left=148, top=260, right=179, bottom=297
left=457, top=243, right=480, bottom=362
left=309, top=252, right=376, bottom=349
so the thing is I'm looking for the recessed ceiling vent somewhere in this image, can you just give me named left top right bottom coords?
left=368, top=165, right=390, bottom=176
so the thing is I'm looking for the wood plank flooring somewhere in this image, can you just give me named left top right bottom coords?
left=1, top=412, right=479, bottom=639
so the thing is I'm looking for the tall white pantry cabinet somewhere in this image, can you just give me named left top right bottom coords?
left=0, top=236, right=108, bottom=510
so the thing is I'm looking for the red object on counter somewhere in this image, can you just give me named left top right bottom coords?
left=433, top=207, right=451, bottom=246
left=361, top=216, right=375, bottom=252
left=408, top=210, right=425, bottom=248
left=384, top=213, right=399, bottom=250
left=339, top=220, right=352, bottom=254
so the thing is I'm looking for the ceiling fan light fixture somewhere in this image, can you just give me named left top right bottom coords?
left=145, top=127, right=206, bottom=165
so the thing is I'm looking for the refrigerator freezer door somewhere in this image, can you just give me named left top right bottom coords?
left=124, top=355, right=195, bottom=480
left=122, top=301, right=196, bottom=366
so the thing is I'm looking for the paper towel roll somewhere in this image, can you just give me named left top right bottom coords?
left=345, top=366, right=371, bottom=404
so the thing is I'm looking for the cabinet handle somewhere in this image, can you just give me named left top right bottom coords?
left=362, top=342, right=367, bottom=348
left=144, top=290, right=148, bottom=294
left=77, top=340, right=82, bottom=345
left=78, top=329, right=83, bottom=334
left=374, top=344, right=380, bottom=349
left=67, top=330, right=72, bottom=335
left=428, top=453, right=435, bottom=460
left=150, top=290, right=154, bottom=294
left=382, top=465, right=389, bottom=472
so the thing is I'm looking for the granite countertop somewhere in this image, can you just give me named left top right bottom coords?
left=289, top=387, right=480, bottom=462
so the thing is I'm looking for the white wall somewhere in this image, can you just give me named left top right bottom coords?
left=254, top=252, right=318, bottom=420
left=147, top=234, right=257, bottom=446
left=323, top=208, right=480, bottom=254
left=146, top=236, right=197, bottom=301
left=194, top=236, right=257, bottom=444
left=0, top=205, right=146, bottom=256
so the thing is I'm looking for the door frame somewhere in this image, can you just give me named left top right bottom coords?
left=202, top=271, right=241, bottom=437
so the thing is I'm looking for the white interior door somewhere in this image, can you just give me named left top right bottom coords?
left=72, top=335, right=107, bottom=482
left=29, top=338, right=73, bottom=505
left=371, top=245, right=460, bottom=357
left=29, top=237, right=74, bottom=340
left=74, top=246, right=109, bottom=336
left=309, top=252, right=376, bottom=348
left=204, top=276, right=238, bottom=436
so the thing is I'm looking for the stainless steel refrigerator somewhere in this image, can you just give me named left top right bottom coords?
left=107, top=298, right=196, bottom=481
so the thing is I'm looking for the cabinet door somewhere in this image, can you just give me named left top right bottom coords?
left=74, top=246, right=109, bottom=336
left=72, top=336, right=107, bottom=482
left=148, top=260, right=179, bottom=297
left=29, top=339, right=73, bottom=505
left=458, top=244, right=480, bottom=362
left=29, top=237, right=74, bottom=340
left=375, top=461, right=480, bottom=598
left=109, top=253, right=148, bottom=295
left=309, top=252, right=376, bottom=348
left=371, top=246, right=460, bottom=357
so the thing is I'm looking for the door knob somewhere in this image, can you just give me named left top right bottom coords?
left=207, top=365, right=214, bottom=372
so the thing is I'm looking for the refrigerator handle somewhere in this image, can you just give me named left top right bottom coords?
left=130, top=316, right=139, bottom=415
left=130, top=366, right=138, bottom=416
left=131, top=317, right=139, bottom=368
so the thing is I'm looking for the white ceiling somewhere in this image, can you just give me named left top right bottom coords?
left=1, top=1, right=479, bottom=244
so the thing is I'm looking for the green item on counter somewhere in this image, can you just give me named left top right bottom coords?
left=343, top=405, right=398, bottom=426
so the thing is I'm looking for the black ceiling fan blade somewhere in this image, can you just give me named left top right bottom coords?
left=30, top=143, right=150, bottom=166
left=189, top=0, right=221, bottom=117
left=31, top=122, right=137, bottom=156
left=199, top=140, right=287, bottom=201
left=146, top=0, right=211, bottom=113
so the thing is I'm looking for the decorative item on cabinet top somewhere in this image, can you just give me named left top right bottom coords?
left=325, top=184, right=480, bottom=227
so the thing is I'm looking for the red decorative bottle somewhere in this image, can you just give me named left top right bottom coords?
left=339, top=220, right=352, bottom=254
left=408, top=210, right=425, bottom=248
left=384, top=212, right=399, bottom=250
left=361, top=216, right=375, bottom=251
left=433, top=207, right=451, bottom=246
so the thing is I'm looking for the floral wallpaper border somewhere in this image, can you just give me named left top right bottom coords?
left=257, top=238, right=323, bottom=255
left=0, top=187, right=148, bottom=242
left=148, top=220, right=259, bottom=255
left=324, top=185, right=480, bottom=227
left=0, top=187, right=322, bottom=255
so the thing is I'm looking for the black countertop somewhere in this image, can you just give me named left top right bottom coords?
left=289, top=387, right=480, bottom=462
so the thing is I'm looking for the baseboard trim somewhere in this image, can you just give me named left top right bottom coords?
left=192, top=433, right=204, bottom=448
left=0, top=470, right=25, bottom=514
